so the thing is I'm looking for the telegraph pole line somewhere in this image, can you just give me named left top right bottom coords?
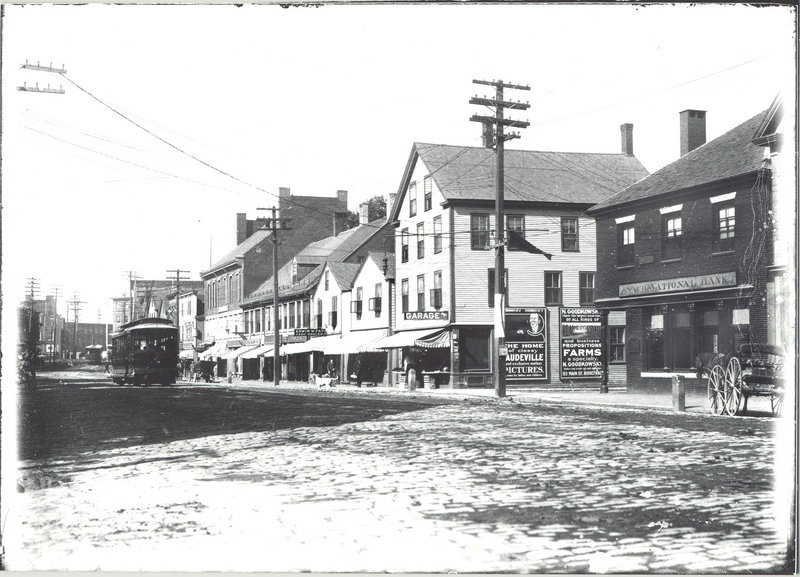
left=470, top=78, right=530, bottom=399
left=257, top=206, right=292, bottom=387
left=67, top=293, right=86, bottom=360
left=24, top=277, right=41, bottom=333
left=124, top=271, right=141, bottom=323
left=50, top=285, right=62, bottom=363
left=18, top=60, right=66, bottom=94
left=167, top=269, right=191, bottom=348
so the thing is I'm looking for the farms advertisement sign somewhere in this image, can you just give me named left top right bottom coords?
left=559, top=307, right=602, bottom=380
left=504, top=308, right=548, bottom=381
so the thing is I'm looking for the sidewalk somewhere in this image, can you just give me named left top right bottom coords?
left=188, top=377, right=725, bottom=415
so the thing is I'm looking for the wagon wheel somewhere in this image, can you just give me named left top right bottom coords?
left=724, top=356, right=743, bottom=416
left=707, top=364, right=726, bottom=415
left=770, top=393, right=784, bottom=417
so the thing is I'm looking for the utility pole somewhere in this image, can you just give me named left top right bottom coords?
left=125, top=271, right=140, bottom=323
left=67, top=294, right=85, bottom=360
left=167, top=269, right=190, bottom=348
left=257, top=206, right=292, bottom=386
left=470, top=79, right=530, bottom=399
left=50, top=285, right=62, bottom=363
left=25, top=277, right=41, bottom=334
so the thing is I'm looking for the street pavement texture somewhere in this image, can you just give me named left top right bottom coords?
left=5, top=370, right=794, bottom=573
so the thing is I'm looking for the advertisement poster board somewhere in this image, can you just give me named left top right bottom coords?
left=504, top=307, right=548, bottom=381
left=559, top=307, right=602, bottom=380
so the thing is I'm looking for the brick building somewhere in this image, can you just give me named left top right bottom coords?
left=587, top=105, right=781, bottom=392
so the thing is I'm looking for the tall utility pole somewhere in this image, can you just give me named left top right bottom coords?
left=470, top=79, right=530, bottom=399
left=257, top=206, right=292, bottom=386
left=167, top=269, right=190, bottom=348
left=67, top=294, right=85, bottom=359
left=125, top=271, right=140, bottom=323
left=25, top=277, right=41, bottom=334
left=50, top=285, right=62, bottom=363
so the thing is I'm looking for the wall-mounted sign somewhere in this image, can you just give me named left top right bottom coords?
left=295, top=328, right=326, bottom=337
left=504, top=307, right=548, bottom=381
left=282, top=335, right=307, bottom=344
left=559, top=307, right=602, bottom=380
left=619, top=271, right=736, bottom=297
left=404, top=311, right=449, bottom=321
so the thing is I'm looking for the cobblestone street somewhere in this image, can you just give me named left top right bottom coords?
left=5, top=373, right=793, bottom=573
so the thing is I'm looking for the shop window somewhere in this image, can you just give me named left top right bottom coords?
left=409, top=181, right=417, bottom=217
left=544, top=271, right=562, bottom=306
left=714, top=203, right=735, bottom=252
left=459, top=327, right=491, bottom=371
left=433, top=216, right=442, bottom=253
left=662, top=214, right=683, bottom=260
left=488, top=268, right=509, bottom=307
left=646, top=313, right=665, bottom=369
left=417, top=222, right=425, bottom=259
left=401, top=228, right=409, bottom=263
left=561, top=217, right=579, bottom=251
left=424, top=176, right=432, bottom=211
left=471, top=214, right=491, bottom=250
left=617, top=224, right=635, bottom=266
left=609, top=327, right=625, bottom=362
left=579, top=272, right=595, bottom=305
left=506, top=214, right=525, bottom=251
left=401, top=279, right=409, bottom=313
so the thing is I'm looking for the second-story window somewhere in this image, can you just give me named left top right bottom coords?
left=416, top=275, right=425, bottom=311
left=289, top=302, right=296, bottom=329
left=401, top=228, right=409, bottom=263
left=417, top=222, right=425, bottom=259
left=506, top=214, right=525, bottom=251
left=561, top=217, right=579, bottom=251
left=431, top=270, right=442, bottom=309
left=544, top=271, right=562, bottom=305
left=401, top=279, right=409, bottom=313
left=471, top=214, right=491, bottom=250
left=371, top=283, right=382, bottom=317
left=329, top=296, right=338, bottom=329
left=433, top=215, right=442, bottom=253
left=714, top=203, right=735, bottom=252
left=353, top=287, right=363, bottom=319
left=662, top=214, right=682, bottom=261
left=302, top=301, right=310, bottom=328
left=617, top=223, right=635, bottom=267
left=579, top=272, right=595, bottom=305
left=316, top=299, right=323, bottom=329
left=409, top=181, right=417, bottom=217
left=424, top=176, right=432, bottom=211
left=324, top=271, right=330, bottom=291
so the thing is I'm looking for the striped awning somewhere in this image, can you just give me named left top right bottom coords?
left=327, top=329, right=388, bottom=354
left=415, top=329, right=450, bottom=348
left=373, top=328, right=444, bottom=349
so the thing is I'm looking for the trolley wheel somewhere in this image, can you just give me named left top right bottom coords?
left=724, top=356, right=743, bottom=416
left=707, top=364, right=725, bottom=415
left=771, top=393, right=784, bottom=417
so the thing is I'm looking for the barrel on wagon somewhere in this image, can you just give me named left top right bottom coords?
left=110, top=318, right=178, bottom=386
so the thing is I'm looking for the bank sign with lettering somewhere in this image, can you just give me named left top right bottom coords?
left=504, top=308, right=548, bottom=381
left=559, top=307, right=602, bottom=379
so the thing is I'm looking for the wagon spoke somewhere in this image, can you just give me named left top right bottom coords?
left=724, top=356, right=743, bottom=416
left=707, top=365, right=725, bottom=415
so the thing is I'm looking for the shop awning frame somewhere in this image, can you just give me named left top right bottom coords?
left=241, top=344, right=273, bottom=359
left=373, top=328, right=444, bottom=349
left=199, top=341, right=227, bottom=360
left=220, top=344, right=257, bottom=360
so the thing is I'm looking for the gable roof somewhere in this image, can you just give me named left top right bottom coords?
left=326, top=261, right=361, bottom=292
left=201, top=229, right=271, bottom=276
left=588, top=109, right=770, bottom=214
left=392, top=143, right=649, bottom=216
left=352, top=251, right=395, bottom=284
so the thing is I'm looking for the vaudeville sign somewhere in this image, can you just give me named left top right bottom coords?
left=559, top=307, right=602, bottom=379
left=504, top=307, right=548, bottom=381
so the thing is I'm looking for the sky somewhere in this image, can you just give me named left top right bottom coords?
left=1, top=3, right=796, bottom=325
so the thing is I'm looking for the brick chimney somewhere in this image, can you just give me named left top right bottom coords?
left=620, top=123, right=634, bottom=156
left=680, top=110, right=706, bottom=156
left=278, top=187, right=291, bottom=209
left=337, top=189, right=348, bottom=207
left=359, top=201, right=370, bottom=225
left=236, top=213, right=247, bottom=246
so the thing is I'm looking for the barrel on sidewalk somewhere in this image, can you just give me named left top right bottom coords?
left=672, top=374, right=686, bottom=412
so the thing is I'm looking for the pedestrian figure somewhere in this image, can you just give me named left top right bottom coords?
left=352, top=357, right=363, bottom=387
left=404, top=353, right=417, bottom=391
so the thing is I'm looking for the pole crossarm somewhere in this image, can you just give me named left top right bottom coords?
left=470, top=114, right=530, bottom=129
left=473, top=79, right=530, bottom=91
left=469, top=97, right=530, bottom=110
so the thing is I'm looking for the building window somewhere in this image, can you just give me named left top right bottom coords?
left=417, top=275, right=425, bottom=311
left=401, top=228, right=409, bottom=263
left=324, top=271, right=330, bottom=291
left=714, top=203, right=735, bottom=252
left=662, top=214, right=682, bottom=260
left=617, top=224, right=635, bottom=266
left=506, top=214, right=525, bottom=251
left=424, top=176, right=433, bottom=211
left=281, top=304, right=288, bottom=329
left=433, top=216, right=442, bottom=254
left=409, top=181, right=417, bottom=217
left=352, top=287, right=363, bottom=319
left=646, top=312, right=665, bottom=370
left=561, top=217, right=579, bottom=251
left=315, top=299, right=323, bottom=329
left=609, top=327, right=625, bottom=362
left=544, top=271, right=562, bottom=305
left=488, top=268, right=509, bottom=308
left=459, top=327, right=491, bottom=371
left=431, top=270, right=443, bottom=309
left=579, top=272, right=595, bottom=305
left=401, top=279, right=409, bottom=313
left=266, top=307, right=272, bottom=332
left=471, top=214, right=491, bottom=250
left=330, top=296, right=338, bottom=329
left=288, top=303, right=295, bottom=329
left=371, top=283, right=382, bottom=317
left=417, top=222, right=425, bottom=259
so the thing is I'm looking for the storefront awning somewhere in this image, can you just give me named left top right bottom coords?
left=325, top=329, right=388, bottom=355
left=199, top=341, right=227, bottom=360
left=241, top=344, right=273, bottom=359
left=221, top=344, right=257, bottom=360
left=179, top=349, right=196, bottom=360
left=415, top=329, right=450, bottom=348
left=373, top=328, right=444, bottom=349
left=280, top=340, right=316, bottom=356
